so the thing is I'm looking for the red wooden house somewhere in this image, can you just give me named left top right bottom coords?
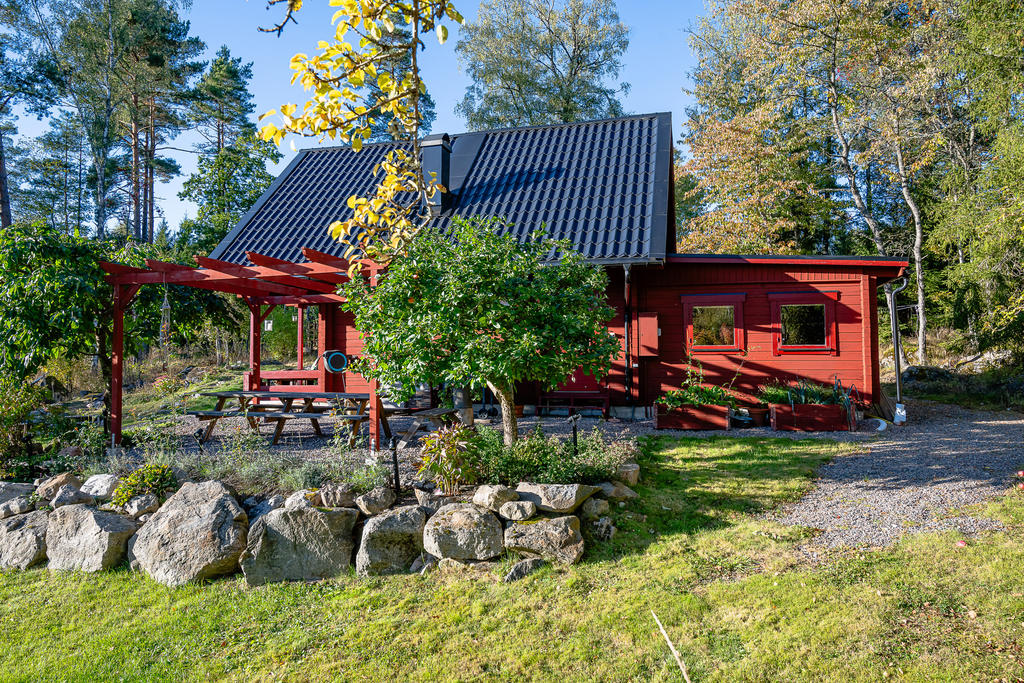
left=102, top=113, right=906, bottom=444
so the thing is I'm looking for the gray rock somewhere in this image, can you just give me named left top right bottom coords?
left=81, top=474, right=120, bottom=501
left=240, top=506, right=360, bottom=586
left=503, top=558, right=545, bottom=583
left=0, top=482, right=34, bottom=506
left=615, top=463, right=641, bottom=486
left=0, top=496, right=32, bottom=519
left=472, top=485, right=518, bottom=512
left=46, top=504, right=137, bottom=572
left=56, top=445, right=83, bottom=462
left=498, top=500, right=537, bottom=521
left=130, top=481, right=248, bottom=587
left=320, top=483, right=357, bottom=508
left=504, top=515, right=585, bottom=565
left=355, top=505, right=426, bottom=576
left=284, top=489, right=322, bottom=510
left=580, top=497, right=610, bottom=521
left=596, top=481, right=638, bottom=501
left=592, top=516, right=616, bottom=541
left=355, top=486, right=396, bottom=516
left=245, top=494, right=285, bottom=523
left=0, top=510, right=49, bottom=569
left=50, top=484, right=95, bottom=509
left=137, top=513, right=152, bottom=524
left=515, top=483, right=598, bottom=513
left=124, top=494, right=159, bottom=519
left=36, top=473, right=82, bottom=500
left=409, top=552, right=437, bottom=574
left=422, top=503, right=504, bottom=561
left=413, top=487, right=452, bottom=513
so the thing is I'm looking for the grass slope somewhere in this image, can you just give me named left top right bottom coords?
left=2, top=436, right=1023, bottom=681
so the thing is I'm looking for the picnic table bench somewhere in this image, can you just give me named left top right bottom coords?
left=191, top=391, right=392, bottom=446
left=393, top=406, right=459, bottom=449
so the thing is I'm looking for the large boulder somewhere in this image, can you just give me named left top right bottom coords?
left=243, top=494, right=284, bottom=523
left=515, top=483, right=598, bottom=513
left=422, top=503, right=504, bottom=561
left=130, top=481, right=248, bottom=587
left=124, top=494, right=159, bottom=519
left=50, top=484, right=95, bottom=509
left=596, top=481, right=638, bottom=501
left=504, top=516, right=585, bottom=565
left=498, top=500, right=537, bottom=521
left=36, top=473, right=82, bottom=500
left=0, top=496, right=32, bottom=519
left=0, top=482, right=34, bottom=506
left=503, top=558, right=545, bottom=583
left=413, top=487, right=453, bottom=514
left=46, top=505, right=138, bottom=572
left=320, top=483, right=356, bottom=508
left=615, top=463, right=641, bottom=486
left=355, top=487, right=396, bottom=516
left=81, top=474, right=120, bottom=501
left=472, top=485, right=518, bottom=512
left=240, top=506, right=360, bottom=586
left=355, top=505, right=426, bottom=576
left=284, top=489, right=322, bottom=510
left=579, top=496, right=609, bottom=521
left=0, top=510, right=49, bottom=569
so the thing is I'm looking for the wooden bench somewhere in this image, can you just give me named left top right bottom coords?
left=395, top=406, right=459, bottom=449
left=538, top=390, right=610, bottom=418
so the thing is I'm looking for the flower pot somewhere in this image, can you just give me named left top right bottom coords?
left=514, top=405, right=525, bottom=418
left=769, top=403, right=856, bottom=432
left=746, top=405, right=769, bottom=427
left=655, top=404, right=732, bottom=430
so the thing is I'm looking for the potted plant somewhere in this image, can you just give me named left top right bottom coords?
left=655, top=366, right=735, bottom=430
left=757, top=378, right=857, bottom=432
left=745, top=404, right=770, bottom=427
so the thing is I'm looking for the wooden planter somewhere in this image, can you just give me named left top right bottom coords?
left=769, top=403, right=856, bottom=432
left=746, top=405, right=769, bottom=427
left=655, top=404, right=732, bottom=430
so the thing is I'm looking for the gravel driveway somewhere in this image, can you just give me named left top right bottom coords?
left=775, top=400, right=1024, bottom=549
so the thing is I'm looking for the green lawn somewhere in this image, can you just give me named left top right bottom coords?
left=2, top=436, right=1023, bottom=681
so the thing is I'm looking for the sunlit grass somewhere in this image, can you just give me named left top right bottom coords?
left=1, top=436, right=1022, bottom=680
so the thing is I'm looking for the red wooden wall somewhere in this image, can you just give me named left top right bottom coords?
left=319, top=260, right=898, bottom=409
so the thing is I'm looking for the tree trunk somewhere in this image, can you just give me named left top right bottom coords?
left=893, top=141, right=928, bottom=364
left=487, top=381, right=518, bottom=446
left=96, top=325, right=112, bottom=433
left=0, top=130, right=11, bottom=229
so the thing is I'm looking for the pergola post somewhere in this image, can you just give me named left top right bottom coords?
left=368, top=264, right=381, bottom=453
left=296, top=305, right=305, bottom=370
left=111, top=283, right=140, bottom=445
left=248, top=300, right=261, bottom=390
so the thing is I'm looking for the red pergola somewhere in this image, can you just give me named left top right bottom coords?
left=100, top=248, right=383, bottom=449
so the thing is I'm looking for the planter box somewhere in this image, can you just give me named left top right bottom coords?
left=655, top=404, right=732, bottom=430
left=769, top=403, right=856, bottom=432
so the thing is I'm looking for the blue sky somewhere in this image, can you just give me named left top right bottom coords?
left=15, top=0, right=704, bottom=231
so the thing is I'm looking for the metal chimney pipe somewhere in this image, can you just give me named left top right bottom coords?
left=887, top=277, right=910, bottom=403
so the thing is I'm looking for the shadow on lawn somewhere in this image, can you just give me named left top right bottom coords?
left=586, top=434, right=840, bottom=559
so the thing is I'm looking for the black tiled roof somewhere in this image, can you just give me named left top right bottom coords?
left=210, top=112, right=674, bottom=265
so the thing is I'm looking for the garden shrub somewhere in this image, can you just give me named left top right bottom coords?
left=471, top=425, right=632, bottom=485
left=417, top=423, right=478, bottom=494
left=112, top=463, right=178, bottom=506
left=757, top=378, right=850, bottom=405
left=0, top=379, right=47, bottom=480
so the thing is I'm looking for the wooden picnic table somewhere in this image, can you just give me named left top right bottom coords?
left=191, top=390, right=392, bottom=446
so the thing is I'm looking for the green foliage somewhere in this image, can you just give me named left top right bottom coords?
left=756, top=378, right=851, bottom=406
left=340, top=217, right=620, bottom=443
left=418, top=423, right=476, bottom=495
left=111, top=464, right=177, bottom=507
left=455, top=0, right=629, bottom=130
left=470, top=425, right=629, bottom=485
left=0, top=378, right=46, bottom=479
left=346, top=463, right=390, bottom=493
left=32, top=409, right=107, bottom=471
left=656, top=363, right=737, bottom=408
left=152, top=375, right=187, bottom=398
left=176, top=136, right=281, bottom=255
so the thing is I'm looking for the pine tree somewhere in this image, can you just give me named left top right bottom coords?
left=190, top=45, right=256, bottom=154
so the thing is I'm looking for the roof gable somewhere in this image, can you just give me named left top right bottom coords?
left=211, top=112, right=674, bottom=265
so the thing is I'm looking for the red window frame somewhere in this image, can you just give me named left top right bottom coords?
left=769, top=291, right=839, bottom=355
left=682, top=293, right=746, bottom=354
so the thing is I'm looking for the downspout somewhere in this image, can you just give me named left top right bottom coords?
left=623, top=264, right=634, bottom=420
left=887, top=277, right=909, bottom=403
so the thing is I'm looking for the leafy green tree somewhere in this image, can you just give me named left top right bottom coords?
left=455, top=0, right=630, bottom=130
left=0, top=221, right=232, bottom=424
left=341, top=218, right=621, bottom=445
left=176, top=135, right=281, bottom=256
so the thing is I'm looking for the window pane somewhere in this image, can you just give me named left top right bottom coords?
left=780, top=304, right=826, bottom=346
left=692, top=305, right=735, bottom=346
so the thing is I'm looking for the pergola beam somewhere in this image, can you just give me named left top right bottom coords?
left=246, top=251, right=349, bottom=284
left=194, top=255, right=338, bottom=294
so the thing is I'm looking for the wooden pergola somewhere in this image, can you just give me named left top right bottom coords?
left=99, top=248, right=383, bottom=449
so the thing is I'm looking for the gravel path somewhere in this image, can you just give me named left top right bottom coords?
left=775, top=400, right=1024, bottom=549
